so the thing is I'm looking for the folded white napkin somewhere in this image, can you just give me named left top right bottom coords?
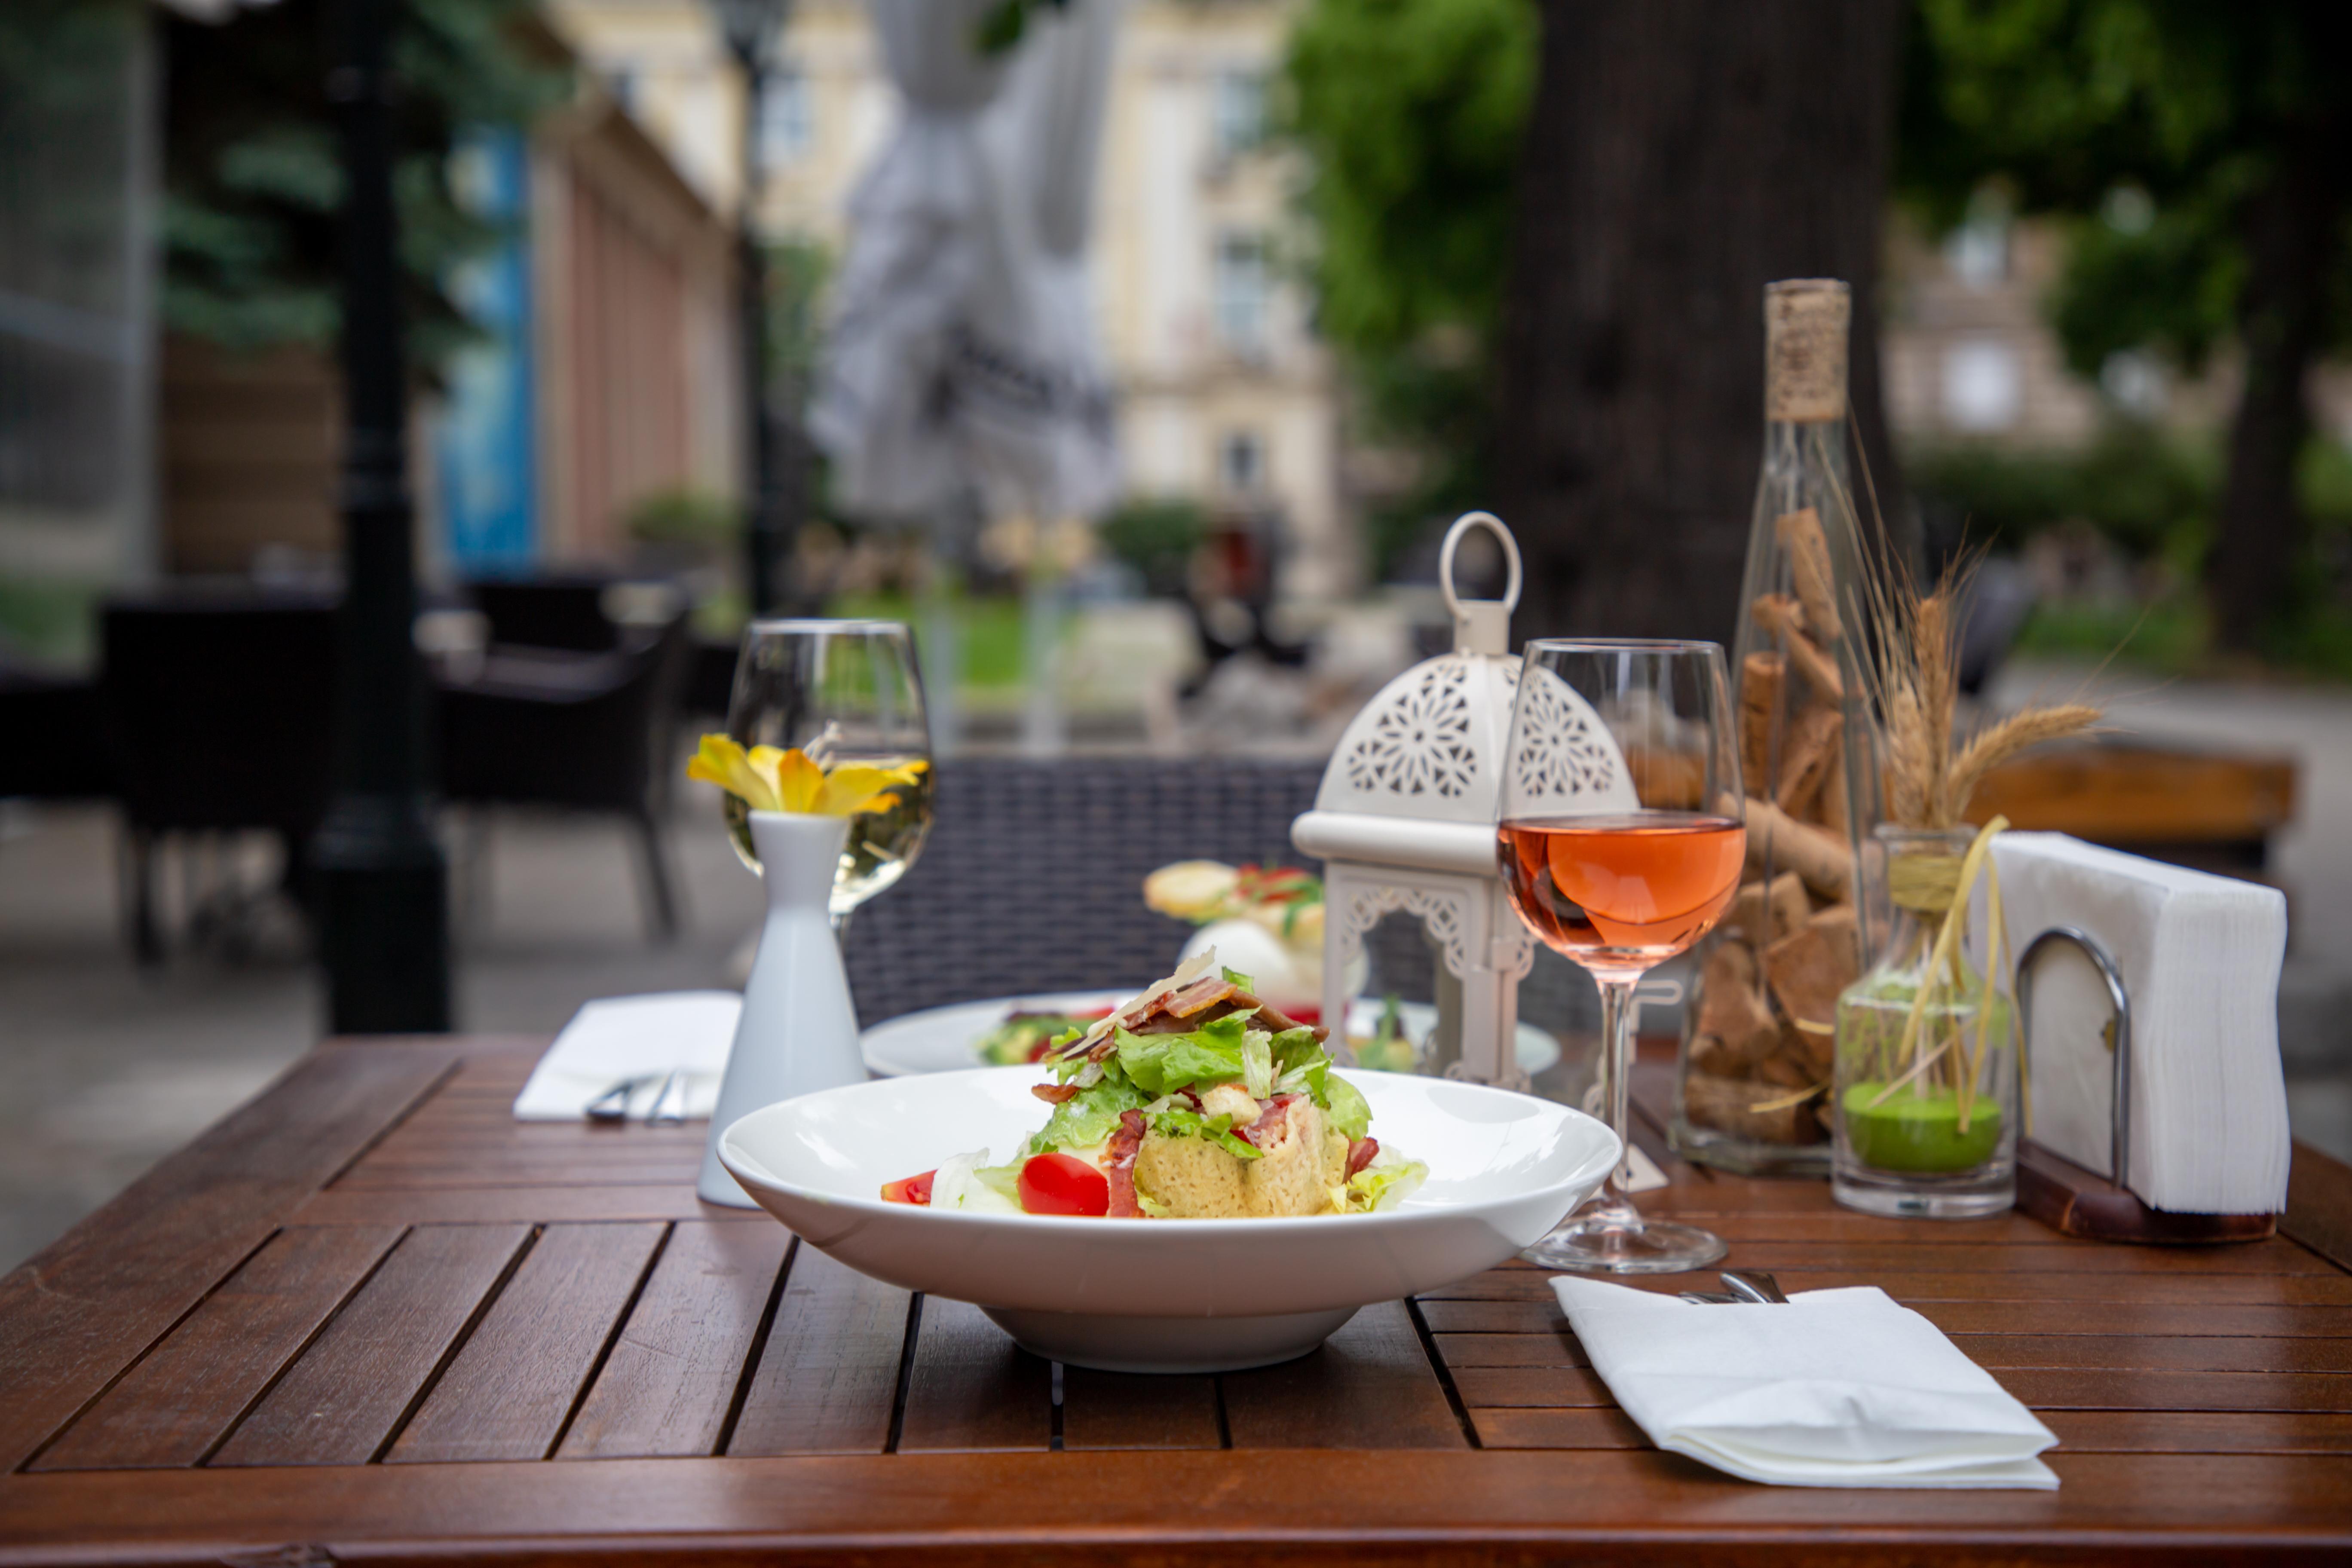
left=1993, top=832, right=2289, bottom=1213
left=512, top=992, right=742, bottom=1121
left=1552, top=1277, right=2058, bottom=1489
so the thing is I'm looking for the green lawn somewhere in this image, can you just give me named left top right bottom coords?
left=0, top=578, right=102, bottom=668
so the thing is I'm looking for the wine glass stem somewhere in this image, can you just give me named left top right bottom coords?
left=830, top=904, right=855, bottom=943
left=1588, top=973, right=1645, bottom=1228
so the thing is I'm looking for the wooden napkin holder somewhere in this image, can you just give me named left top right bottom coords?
left=2014, top=927, right=2277, bottom=1245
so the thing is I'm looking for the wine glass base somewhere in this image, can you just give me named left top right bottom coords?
left=1522, top=1216, right=1728, bottom=1275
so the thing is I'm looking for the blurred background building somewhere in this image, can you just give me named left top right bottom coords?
left=548, top=0, right=1348, bottom=600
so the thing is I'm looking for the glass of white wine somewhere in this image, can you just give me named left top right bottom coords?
left=723, top=620, right=934, bottom=932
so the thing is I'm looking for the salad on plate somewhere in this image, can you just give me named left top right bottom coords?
left=973, top=1006, right=1113, bottom=1066
left=885, top=951, right=1426, bottom=1219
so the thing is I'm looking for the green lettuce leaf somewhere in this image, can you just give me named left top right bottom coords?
left=1242, top=1029, right=1274, bottom=1099
left=1148, top=1106, right=1263, bottom=1160
left=1026, top=1072, right=1149, bottom=1155
left=1323, top=1071, right=1372, bottom=1143
left=1341, top=1152, right=1427, bottom=1213
left=973, top=1159, right=1026, bottom=1202
left=975, top=1013, right=1085, bottom=1067
left=1269, top=1026, right=1330, bottom=1098
left=1113, top=1011, right=1257, bottom=1094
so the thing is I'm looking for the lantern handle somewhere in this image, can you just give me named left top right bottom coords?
left=1439, top=511, right=1522, bottom=656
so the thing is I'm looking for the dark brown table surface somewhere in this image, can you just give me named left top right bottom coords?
left=4, top=1033, right=2351, bottom=1565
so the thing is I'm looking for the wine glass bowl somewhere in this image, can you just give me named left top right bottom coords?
left=1498, top=640, right=1745, bottom=1274
left=723, top=620, right=934, bottom=924
left=1497, top=813, right=1746, bottom=974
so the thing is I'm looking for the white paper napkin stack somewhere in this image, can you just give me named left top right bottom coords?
left=512, top=992, right=743, bottom=1121
left=1552, top=1278, right=2059, bottom=1489
left=1992, top=832, right=2290, bottom=1214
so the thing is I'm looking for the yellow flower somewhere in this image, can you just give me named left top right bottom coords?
left=687, top=735, right=922, bottom=817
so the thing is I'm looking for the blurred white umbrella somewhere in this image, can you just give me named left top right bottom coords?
left=807, top=0, right=1123, bottom=750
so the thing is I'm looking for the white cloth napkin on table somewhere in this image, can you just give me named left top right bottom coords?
left=512, top=992, right=742, bottom=1121
left=1552, top=1277, right=2059, bottom=1489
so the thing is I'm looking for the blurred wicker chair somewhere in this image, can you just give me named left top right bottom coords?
left=98, top=591, right=340, bottom=963
left=437, top=612, right=693, bottom=941
left=841, top=756, right=1326, bottom=1026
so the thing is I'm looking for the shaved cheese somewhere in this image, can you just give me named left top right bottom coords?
left=1067, top=947, right=1219, bottom=1054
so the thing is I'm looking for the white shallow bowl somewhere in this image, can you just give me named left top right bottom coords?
left=859, top=993, right=1564, bottom=1078
left=719, top=1066, right=1618, bottom=1374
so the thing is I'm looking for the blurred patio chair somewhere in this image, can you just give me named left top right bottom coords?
left=0, top=664, right=115, bottom=801
left=98, top=590, right=339, bottom=964
left=465, top=573, right=627, bottom=653
left=840, top=756, right=1327, bottom=1025
left=437, top=608, right=693, bottom=942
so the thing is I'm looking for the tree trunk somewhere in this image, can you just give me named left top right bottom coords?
left=2210, top=129, right=2343, bottom=655
left=1491, top=1, right=1908, bottom=646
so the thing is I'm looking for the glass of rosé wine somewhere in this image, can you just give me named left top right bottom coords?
left=1498, top=640, right=1745, bottom=1273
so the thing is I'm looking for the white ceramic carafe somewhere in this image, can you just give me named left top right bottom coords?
left=698, top=810, right=868, bottom=1206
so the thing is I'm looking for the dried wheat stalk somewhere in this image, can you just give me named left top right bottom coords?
left=1947, top=703, right=2106, bottom=809
left=1851, top=542, right=2100, bottom=829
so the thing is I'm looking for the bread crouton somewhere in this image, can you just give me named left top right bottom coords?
left=1131, top=1097, right=1352, bottom=1218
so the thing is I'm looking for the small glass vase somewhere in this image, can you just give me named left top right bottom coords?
left=1830, top=824, right=2018, bottom=1219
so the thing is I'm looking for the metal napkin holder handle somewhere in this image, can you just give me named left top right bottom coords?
left=2014, top=925, right=2276, bottom=1241
left=2016, top=925, right=2134, bottom=1190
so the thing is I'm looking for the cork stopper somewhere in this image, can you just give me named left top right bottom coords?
left=1764, top=279, right=1850, bottom=423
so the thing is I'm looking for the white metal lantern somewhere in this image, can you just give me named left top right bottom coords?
left=1292, top=512, right=1634, bottom=1090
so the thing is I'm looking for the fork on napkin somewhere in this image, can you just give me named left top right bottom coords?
left=1553, top=1277, right=2059, bottom=1489
left=513, top=992, right=742, bottom=1122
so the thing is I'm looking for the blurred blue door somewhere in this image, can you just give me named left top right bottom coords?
left=437, top=129, right=536, bottom=572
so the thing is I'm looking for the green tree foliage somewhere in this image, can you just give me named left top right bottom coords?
left=1098, top=496, right=1205, bottom=599
left=1899, top=0, right=2331, bottom=372
left=1910, top=422, right=2217, bottom=563
left=1898, top=0, right=2352, bottom=651
left=161, top=0, right=567, bottom=380
left=1279, top=0, right=1535, bottom=576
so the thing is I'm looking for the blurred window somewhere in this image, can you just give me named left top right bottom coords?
left=1220, top=430, right=1264, bottom=493
left=1213, top=70, right=1265, bottom=156
left=2102, top=184, right=2156, bottom=236
left=2100, top=350, right=2165, bottom=416
left=760, top=67, right=811, bottom=165
left=0, top=8, right=140, bottom=514
left=1944, top=214, right=2009, bottom=289
left=1942, top=338, right=2021, bottom=431
left=1213, top=233, right=1269, bottom=353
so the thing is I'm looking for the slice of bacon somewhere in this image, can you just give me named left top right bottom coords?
left=1232, top=1093, right=1300, bottom=1151
left=1161, top=974, right=1241, bottom=1019
left=1032, top=1083, right=1081, bottom=1105
left=1070, top=979, right=1329, bottom=1062
left=1346, top=1136, right=1379, bottom=1178
left=1104, top=1109, right=1148, bottom=1219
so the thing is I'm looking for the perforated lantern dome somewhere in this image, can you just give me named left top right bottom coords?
left=1290, top=513, right=1563, bottom=1088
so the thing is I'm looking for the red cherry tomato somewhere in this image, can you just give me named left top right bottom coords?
left=1018, top=1152, right=1110, bottom=1217
left=881, top=1169, right=935, bottom=1205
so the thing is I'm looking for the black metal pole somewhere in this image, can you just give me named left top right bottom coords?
left=734, top=40, right=790, bottom=617
left=312, top=0, right=452, bottom=1033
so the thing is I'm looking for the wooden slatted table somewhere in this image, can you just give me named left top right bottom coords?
left=4, top=1033, right=2351, bottom=1563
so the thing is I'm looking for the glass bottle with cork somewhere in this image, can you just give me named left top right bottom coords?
left=1669, top=279, right=1879, bottom=1177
